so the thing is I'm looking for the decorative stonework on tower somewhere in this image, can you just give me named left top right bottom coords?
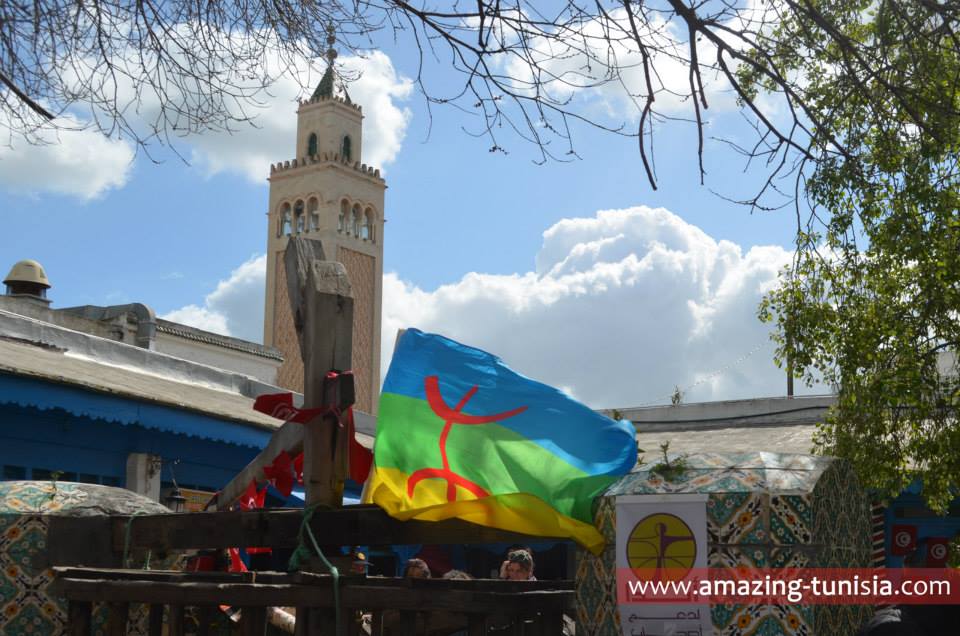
left=264, top=30, right=385, bottom=413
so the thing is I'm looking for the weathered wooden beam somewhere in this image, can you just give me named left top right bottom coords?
left=108, top=507, right=571, bottom=552
left=216, top=420, right=305, bottom=511
left=53, top=578, right=573, bottom=614
left=284, top=237, right=354, bottom=508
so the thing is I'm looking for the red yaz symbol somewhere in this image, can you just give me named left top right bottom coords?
left=406, top=375, right=527, bottom=502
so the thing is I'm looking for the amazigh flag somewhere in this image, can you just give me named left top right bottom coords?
left=362, top=329, right=637, bottom=554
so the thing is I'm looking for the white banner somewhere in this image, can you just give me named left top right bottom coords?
left=616, top=494, right=712, bottom=636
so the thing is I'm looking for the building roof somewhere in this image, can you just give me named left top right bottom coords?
left=606, top=452, right=836, bottom=496
left=615, top=395, right=833, bottom=457
left=0, top=336, right=280, bottom=432
left=156, top=319, right=283, bottom=361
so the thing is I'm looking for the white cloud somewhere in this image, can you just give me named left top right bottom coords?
left=183, top=50, right=412, bottom=183
left=0, top=112, right=134, bottom=199
left=162, top=254, right=266, bottom=342
left=381, top=206, right=800, bottom=407
left=168, top=206, right=805, bottom=407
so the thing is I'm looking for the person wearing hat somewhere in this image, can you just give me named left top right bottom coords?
left=349, top=548, right=372, bottom=575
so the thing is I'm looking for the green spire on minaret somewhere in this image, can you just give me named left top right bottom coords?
left=311, top=24, right=339, bottom=101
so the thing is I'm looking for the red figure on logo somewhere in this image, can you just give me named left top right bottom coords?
left=406, top=375, right=527, bottom=502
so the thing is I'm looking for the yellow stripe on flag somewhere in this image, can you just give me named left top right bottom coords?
left=363, top=465, right=606, bottom=555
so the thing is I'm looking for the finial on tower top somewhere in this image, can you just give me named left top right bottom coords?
left=310, top=22, right=352, bottom=104
left=326, top=23, right=338, bottom=66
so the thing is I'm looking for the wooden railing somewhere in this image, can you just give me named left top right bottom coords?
left=48, top=506, right=575, bottom=635
left=53, top=567, right=574, bottom=636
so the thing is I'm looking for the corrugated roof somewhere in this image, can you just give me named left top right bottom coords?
left=0, top=337, right=280, bottom=431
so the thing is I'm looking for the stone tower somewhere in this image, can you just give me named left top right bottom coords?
left=264, top=53, right=385, bottom=413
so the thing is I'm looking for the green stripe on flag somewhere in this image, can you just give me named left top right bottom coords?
left=375, top=392, right=616, bottom=522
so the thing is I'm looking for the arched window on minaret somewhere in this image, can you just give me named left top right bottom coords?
left=308, top=197, right=320, bottom=231
left=352, top=203, right=362, bottom=237
left=307, top=133, right=318, bottom=157
left=361, top=208, right=373, bottom=241
left=294, top=200, right=305, bottom=234
left=342, top=136, right=352, bottom=162
left=279, top=203, right=292, bottom=236
left=339, top=200, right=349, bottom=233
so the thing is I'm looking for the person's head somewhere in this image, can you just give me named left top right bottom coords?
left=350, top=550, right=371, bottom=575
left=503, top=549, right=534, bottom=581
left=442, top=569, right=473, bottom=580
left=404, top=558, right=431, bottom=579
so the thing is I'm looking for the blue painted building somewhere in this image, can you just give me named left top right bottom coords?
left=0, top=273, right=372, bottom=505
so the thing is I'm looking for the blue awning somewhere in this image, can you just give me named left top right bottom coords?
left=0, top=374, right=272, bottom=449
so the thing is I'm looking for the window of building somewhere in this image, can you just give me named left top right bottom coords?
left=339, top=200, right=349, bottom=233
left=280, top=203, right=292, bottom=236
left=342, top=136, right=352, bottom=162
left=32, top=468, right=77, bottom=482
left=307, top=132, right=318, bottom=157
left=308, top=197, right=320, bottom=231
left=361, top=208, right=372, bottom=240
left=294, top=200, right=305, bottom=234
left=3, top=465, right=26, bottom=480
left=352, top=204, right=362, bottom=237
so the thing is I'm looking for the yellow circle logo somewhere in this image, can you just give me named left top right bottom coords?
left=626, top=513, right=697, bottom=582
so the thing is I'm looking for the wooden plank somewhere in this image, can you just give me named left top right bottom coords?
left=109, top=507, right=569, bottom=552
left=47, top=516, right=118, bottom=568
left=55, top=567, right=572, bottom=592
left=240, top=606, right=267, bottom=636
left=467, top=614, right=485, bottom=636
left=294, top=607, right=309, bottom=636
left=539, top=611, right=563, bottom=636
left=54, top=578, right=572, bottom=614
left=106, top=602, right=129, bottom=636
left=67, top=601, right=92, bottom=636
left=168, top=604, right=185, bottom=636
left=309, top=608, right=335, bottom=636
left=195, top=605, right=212, bottom=636
left=216, top=420, right=305, bottom=511
left=398, top=611, right=416, bottom=636
left=148, top=604, right=164, bottom=636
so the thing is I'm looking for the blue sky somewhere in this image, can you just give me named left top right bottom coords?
left=0, top=31, right=822, bottom=407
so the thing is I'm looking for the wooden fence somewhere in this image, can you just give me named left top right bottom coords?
left=54, top=567, right=574, bottom=636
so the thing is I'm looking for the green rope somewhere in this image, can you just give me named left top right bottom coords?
left=288, top=503, right=341, bottom=634
left=122, top=512, right=152, bottom=569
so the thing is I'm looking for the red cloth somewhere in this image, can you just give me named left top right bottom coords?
left=253, top=393, right=325, bottom=423
left=227, top=548, right=248, bottom=573
left=239, top=480, right=266, bottom=510
left=263, top=450, right=295, bottom=497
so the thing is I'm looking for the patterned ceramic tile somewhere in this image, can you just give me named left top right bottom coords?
left=0, top=482, right=174, bottom=635
left=576, top=453, right=871, bottom=635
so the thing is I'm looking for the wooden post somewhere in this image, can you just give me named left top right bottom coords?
left=147, top=604, right=164, bottom=636
left=67, top=601, right=92, bottom=636
left=168, top=604, right=185, bottom=636
left=240, top=606, right=267, bottom=636
left=284, top=238, right=354, bottom=508
left=106, top=602, right=129, bottom=636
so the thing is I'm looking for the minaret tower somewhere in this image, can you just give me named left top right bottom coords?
left=264, top=26, right=385, bottom=413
